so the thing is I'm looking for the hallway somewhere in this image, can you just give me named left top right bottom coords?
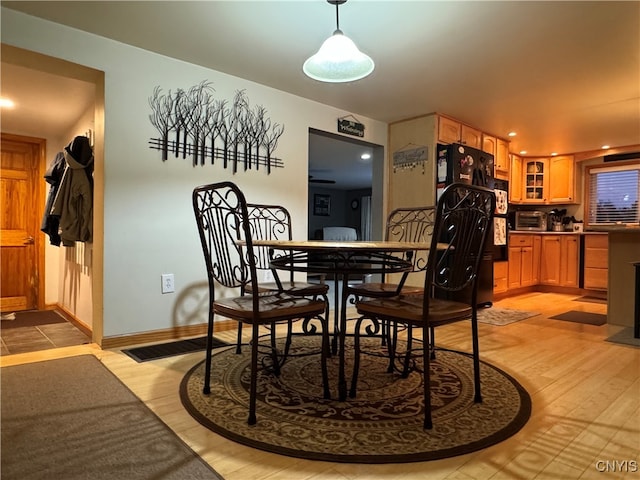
left=0, top=310, right=91, bottom=356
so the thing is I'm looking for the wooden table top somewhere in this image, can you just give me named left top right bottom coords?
left=247, top=240, right=433, bottom=252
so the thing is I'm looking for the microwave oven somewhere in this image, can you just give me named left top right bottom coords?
left=515, top=211, right=548, bottom=231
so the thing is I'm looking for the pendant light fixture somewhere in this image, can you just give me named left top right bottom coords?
left=303, top=0, right=375, bottom=83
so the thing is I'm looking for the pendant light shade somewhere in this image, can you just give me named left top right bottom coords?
left=303, top=0, right=374, bottom=83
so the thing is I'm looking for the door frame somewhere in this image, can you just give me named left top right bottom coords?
left=0, top=133, right=47, bottom=311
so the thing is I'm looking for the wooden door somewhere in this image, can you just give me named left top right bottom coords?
left=1, top=133, right=45, bottom=312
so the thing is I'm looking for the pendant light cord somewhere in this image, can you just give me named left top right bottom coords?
left=335, top=2, right=340, bottom=31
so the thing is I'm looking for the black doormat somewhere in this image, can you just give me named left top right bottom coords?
left=574, top=295, right=607, bottom=304
left=122, top=336, right=230, bottom=363
left=0, top=310, right=67, bottom=329
left=549, top=310, right=607, bottom=326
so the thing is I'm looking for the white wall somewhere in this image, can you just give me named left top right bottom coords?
left=1, top=8, right=388, bottom=339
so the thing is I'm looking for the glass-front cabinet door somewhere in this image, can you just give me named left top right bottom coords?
left=525, top=159, right=547, bottom=202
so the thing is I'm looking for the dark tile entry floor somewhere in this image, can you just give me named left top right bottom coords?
left=0, top=310, right=91, bottom=356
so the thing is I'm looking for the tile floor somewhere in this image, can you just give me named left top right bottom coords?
left=0, top=321, right=91, bottom=356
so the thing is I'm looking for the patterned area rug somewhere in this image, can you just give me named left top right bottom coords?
left=180, top=337, right=531, bottom=463
left=477, top=307, right=539, bottom=326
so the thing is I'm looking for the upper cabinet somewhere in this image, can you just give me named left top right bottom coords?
left=510, top=154, right=523, bottom=203
left=482, top=134, right=508, bottom=179
left=495, top=139, right=510, bottom=174
left=510, top=155, right=576, bottom=204
left=437, top=116, right=482, bottom=149
left=548, top=155, right=575, bottom=203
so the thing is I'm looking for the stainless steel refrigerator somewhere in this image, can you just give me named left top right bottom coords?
left=436, top=143, right=504, bottom=307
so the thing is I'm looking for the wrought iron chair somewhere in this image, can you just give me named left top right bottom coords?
left=246, top=203, right=330, bottom=303
left=243, top=203, right=331, bottom=359
left=347, top=205, right=436, bottom=300
left=192, top=181, right=330, bottom=425
left=349, top=183, right=496, bottom=429
left=346, top=206, right=436, bottom=360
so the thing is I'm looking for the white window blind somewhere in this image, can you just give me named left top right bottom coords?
left=588, top=164, right=640, bottom=225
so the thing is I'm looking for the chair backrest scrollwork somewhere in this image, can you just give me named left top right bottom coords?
left=427, top=183, right=496, bottom=294
left=192, top=181, right=258, bottom=291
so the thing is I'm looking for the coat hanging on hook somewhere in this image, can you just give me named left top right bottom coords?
left=50, top=135, right=94, bottom=246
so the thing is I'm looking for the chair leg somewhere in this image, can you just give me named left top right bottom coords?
left=320, top=316, right=331, bottom=399
left=422, top=322, right=433, bottom=430
left=321, top=294, right=332, bottom=357
left=203, top=310, right=215, bottom=395
left=429, top=325, right=436, bottom=360
left=270, top=324, right=281, bottom=377
left=401, top=324, right=413, bottom=378
left=235, top=323, right=243, bottom=354
left=386, top=320, right=396, bottom=373
left=248, top=323, right=259, bottom=425
left=349, top=316, right=365, bottom=398
left=471, top=314, right=482, bottom=403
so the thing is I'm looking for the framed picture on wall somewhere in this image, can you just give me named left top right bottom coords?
left=313, top=194, right=331, bottom=216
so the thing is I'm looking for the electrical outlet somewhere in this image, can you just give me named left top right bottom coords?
left=161, top=273, right=175, bottom=294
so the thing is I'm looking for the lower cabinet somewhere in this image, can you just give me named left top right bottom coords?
left=494, top=260, right=508, bottom=293
left=508, top=234, right=541, bottom=288
left=540, top=234, right=579, bottom=287
left=583, top=234, right=608, bottom=290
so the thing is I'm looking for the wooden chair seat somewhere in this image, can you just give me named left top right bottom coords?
left=251, top=281, right=329, bottom=297
left=347, top=282, right=423, bottom=298
left=356, top=295, right=472, bottom=326
left=214, top=293, right=326, bottom=322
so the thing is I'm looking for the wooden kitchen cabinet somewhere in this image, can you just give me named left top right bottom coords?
left=437, top=116, right=481, bottom=148
left=583, top=234, right=608, bottom=290
left=508, top=234, right=540, bottom=288
left=495, top=138, right=510, bottom=174
left=482, top=134, right=496, bottom=155
left=524, top=158, right=548, bottom=202
left=461, top=125, right=482, bottom=149
left=512, top=155, right=576, bottom=204
left=548, top=155, right=575, bottom=203
left=510, top=154, right=523, bottom=203
left=540, top=234, right=579, bottom=287
left=494, top=260, right=508, bottom=293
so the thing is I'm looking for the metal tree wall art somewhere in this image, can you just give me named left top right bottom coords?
left=149, top=81, right=285, bottom=173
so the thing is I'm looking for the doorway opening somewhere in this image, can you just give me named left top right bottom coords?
left=308, top=128, right=384, bottom=243
left=1, top=45, right=104, bottom=349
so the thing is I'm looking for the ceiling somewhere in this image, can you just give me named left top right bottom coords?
left=2, top=1, right=639, bottom=189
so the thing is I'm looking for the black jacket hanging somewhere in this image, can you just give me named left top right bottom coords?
left=50, top=136, right=94, bottom=246
left=40, top=151, right=66, bottom=246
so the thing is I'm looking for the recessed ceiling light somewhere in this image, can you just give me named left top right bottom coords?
left=551, top=152, right=558, bottom=156
left=601, top=145, right=610, bottom=149
left=360, top=153, right=371, bottom=160
left=508, top=132, right=517, bottom=137
left=0, top=98, right=15, bottom=108
left=519, top=150, right=527, bottom=155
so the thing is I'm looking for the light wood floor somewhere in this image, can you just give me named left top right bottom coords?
left=2, top=292, right=639, bottom=480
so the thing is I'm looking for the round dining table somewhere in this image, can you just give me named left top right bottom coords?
left=250, top=239, right=432, bottom=401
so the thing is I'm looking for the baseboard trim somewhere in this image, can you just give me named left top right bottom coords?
left=100, top=319, right=236, bottom=349
left=49, top=304, right=93, bottom=338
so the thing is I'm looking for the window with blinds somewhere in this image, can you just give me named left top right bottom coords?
left=587, top=163, right=640, bottom=226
